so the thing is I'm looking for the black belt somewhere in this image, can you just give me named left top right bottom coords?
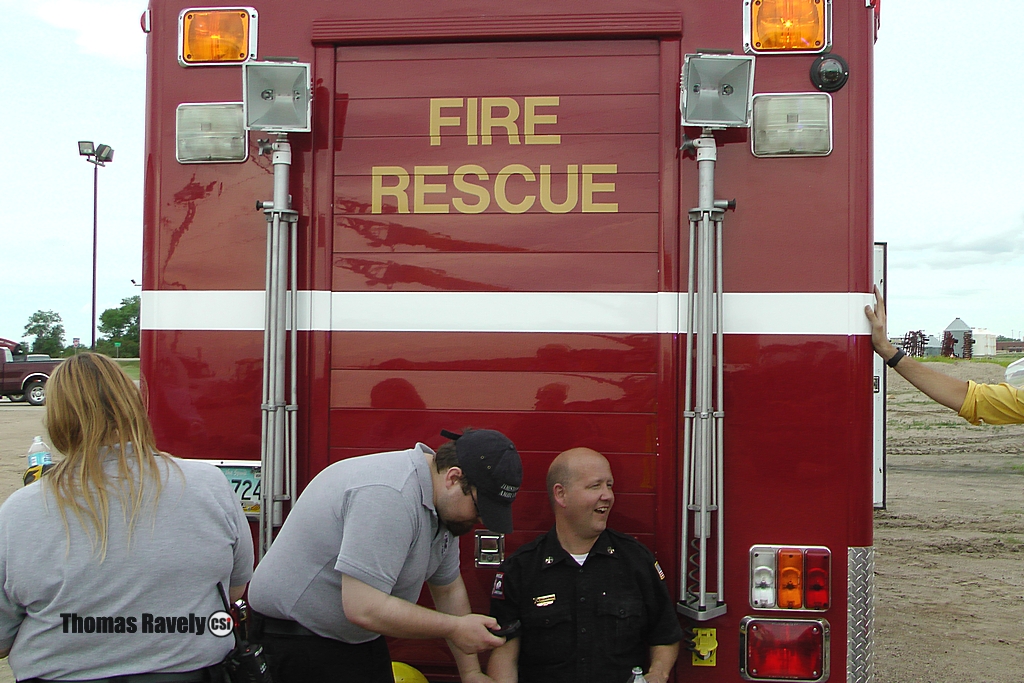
left=255, top=613, right=318, bottom=638
left=21, top=667, right=218, bottom=683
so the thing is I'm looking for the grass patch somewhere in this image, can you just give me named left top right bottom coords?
left=918, top=353, right=1024, bottom=367
left=114, top=359, right=140, bottom=380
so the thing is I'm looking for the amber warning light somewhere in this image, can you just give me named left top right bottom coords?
left=179, top=8, right=258, bottom=66
left=744, top=0, right=830, bottom=53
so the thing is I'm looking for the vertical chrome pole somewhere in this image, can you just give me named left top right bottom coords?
left=697, top=130, right=715, bottom=611
left=678, top=129, right=728, bottom=621
left=258, top=199, right=273, bottom=558
left=680, top=213, right=696, bottom=603
left=288, top=214, right=299, bottom=508
left=257, top=134, right=298, bottom=558
left=714, top=208, right=726, bottom=605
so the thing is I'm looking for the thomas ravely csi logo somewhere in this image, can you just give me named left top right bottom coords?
left=61, top=611, right=234, bottom=637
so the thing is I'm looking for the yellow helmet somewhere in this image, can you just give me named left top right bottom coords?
left=392, top=662, right=428, bottom=683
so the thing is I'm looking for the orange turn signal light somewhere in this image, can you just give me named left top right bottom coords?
left=746, top=0, right=829, bottom=53
left=180, top=8, right=256, bottom=65
left=776, top=548, right=803, bottom=609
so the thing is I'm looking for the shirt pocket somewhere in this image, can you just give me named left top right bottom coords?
left=596, top=593, right=644, bottom=657
left=521, top=603, right=573, bottom=665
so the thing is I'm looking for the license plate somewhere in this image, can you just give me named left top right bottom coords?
left=199, top=460, right=261, bottom=518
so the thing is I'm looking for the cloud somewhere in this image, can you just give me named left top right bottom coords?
left=26, top=0, right=148, bottom=68
left=890, top=221, right=1024, bottom=269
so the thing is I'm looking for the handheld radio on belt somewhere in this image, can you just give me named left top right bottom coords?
left=216, top=583, right=274, bottom=683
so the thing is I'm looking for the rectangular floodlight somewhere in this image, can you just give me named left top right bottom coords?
left=242, top=61, right=311, bottom=133
left=681, top=54, right=756, bottom=128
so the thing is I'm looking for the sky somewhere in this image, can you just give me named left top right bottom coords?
left=1, top=0, right=1022, bottom=348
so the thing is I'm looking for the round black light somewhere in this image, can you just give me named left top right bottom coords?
left=810, top=54, right=849, bottom=93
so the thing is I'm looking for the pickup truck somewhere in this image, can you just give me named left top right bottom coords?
left=0, top=347, right=60, bottom=405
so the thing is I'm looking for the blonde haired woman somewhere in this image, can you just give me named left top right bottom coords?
left=0, top=353, right=253, bottom=682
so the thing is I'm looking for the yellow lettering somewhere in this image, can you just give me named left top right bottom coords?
left=413, top=166, right=449, bottom=214
left=582, top=164, right=618, bottom=213
left=452, top=164, right=490, bottom=214
left=524, top=96, right=560, bottom=145
left=429, top=98, right=463, bottom=146
left=467, top=97, right=478, bottom=146
left=481, top=97, right=521, bottom=146
left=371, top=166, right=410, bottom=214
left=539, top=164, right=578, bottom=213
left=494, top=164, right=535, bottom=214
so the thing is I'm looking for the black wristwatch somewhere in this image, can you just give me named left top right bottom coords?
left=886, top=349, right=906, bottom=368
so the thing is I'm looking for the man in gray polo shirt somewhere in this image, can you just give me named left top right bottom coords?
left=249, top=429, right=522, bottom=683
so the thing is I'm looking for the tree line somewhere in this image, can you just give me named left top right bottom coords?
left=20, top=296, right=140, bottom=358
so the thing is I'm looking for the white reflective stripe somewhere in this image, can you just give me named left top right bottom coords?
left=140, top=290, right=331, bottom=331
left=332, top=292, right=675, bottom=333
left=141, top=290, right=264, bottom=331
left=140, top=290, right=874, bottom=335
left=723, top=292, right=875, bottom=335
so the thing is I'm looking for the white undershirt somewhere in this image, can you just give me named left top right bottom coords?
left=570, top=552, right=589, bottom=566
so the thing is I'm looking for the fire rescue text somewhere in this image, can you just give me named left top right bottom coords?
left=370, top=97, right=618, bottom=214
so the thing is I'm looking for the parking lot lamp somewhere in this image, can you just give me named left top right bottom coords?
left=78, top=142, right=114, bottom=350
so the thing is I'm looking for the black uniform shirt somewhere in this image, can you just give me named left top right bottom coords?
left=490, top=527, right=683, bottom=683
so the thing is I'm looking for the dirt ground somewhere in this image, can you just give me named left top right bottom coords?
left=0, top=361, right=1021, bottom=682
left=874, top=361, right=1024, bottom=683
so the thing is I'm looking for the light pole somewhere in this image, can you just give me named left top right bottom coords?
left=78, top=141, right=114, bottom=351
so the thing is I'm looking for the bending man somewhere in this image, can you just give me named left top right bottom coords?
left=249, top=429, right=522, bottom=683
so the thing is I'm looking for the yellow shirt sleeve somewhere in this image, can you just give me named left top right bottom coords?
left=957, top=380, right=1024, bottom=425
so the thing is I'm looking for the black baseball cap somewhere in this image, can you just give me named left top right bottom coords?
left=441, top=429, right=522, bottom=534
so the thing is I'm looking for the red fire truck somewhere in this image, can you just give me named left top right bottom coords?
left=140, top=1, right=882, bottom=680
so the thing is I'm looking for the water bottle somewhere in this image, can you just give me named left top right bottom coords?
left=27, top=436, right=52, bottom=468
left=630, top=666, right=646, bottom=683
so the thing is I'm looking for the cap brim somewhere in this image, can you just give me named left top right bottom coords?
left=476, top=492, right=513, bottom=534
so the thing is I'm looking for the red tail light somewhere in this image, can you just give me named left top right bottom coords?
left=803, top=548, right=830, bottom=610
left=741, top=617, right=829, bottom=681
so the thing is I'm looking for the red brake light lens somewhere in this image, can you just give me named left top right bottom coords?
left=803, top=548, right=830, bottom=610
left=742, top=617, right=829, bottom=681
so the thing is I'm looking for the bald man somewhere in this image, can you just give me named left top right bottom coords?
left=487, top=448, right=681, bottom=683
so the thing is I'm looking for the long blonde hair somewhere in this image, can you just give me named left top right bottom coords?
left=43, top=353, right=174, bottom=559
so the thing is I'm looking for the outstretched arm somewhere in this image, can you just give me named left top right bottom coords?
left=865, top=286, right=968, bottom=412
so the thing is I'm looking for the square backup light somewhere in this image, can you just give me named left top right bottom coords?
left=751, top=93, right=832, bottom=157
left=176, top=103, right=248, bottom=163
